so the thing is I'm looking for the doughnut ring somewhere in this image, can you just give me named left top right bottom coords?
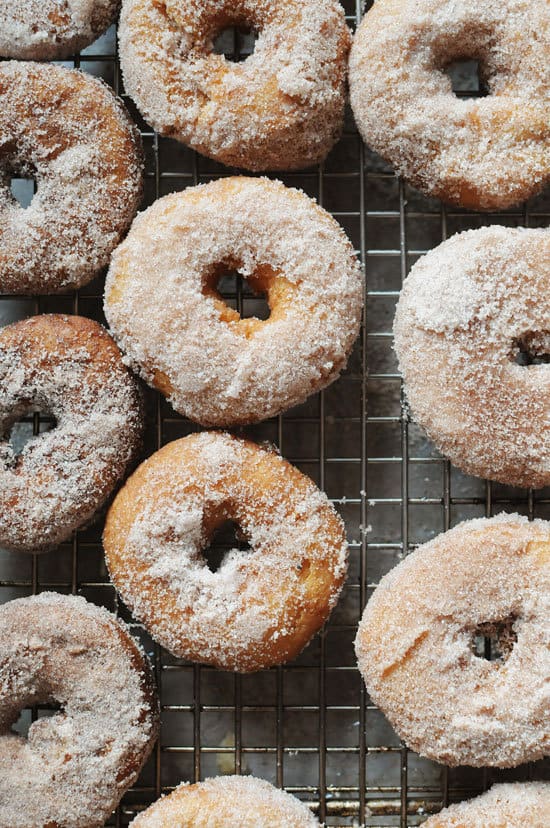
left=355, top=514, right=550, bottom=767
left=393, top=226, right=550, bottom=489
left=0, top=592, right=159, bottom=828
left=422, top=782, right=550, bottom=827
left=104, top=431, right=348, bottom=672
left=104, top=176, right=363, bottom=427
left=349, top=0, right=550, bottom=210
left=118, top=0, right=351, bottom=171
left=0, top=1, right=120, bottom=60
left=0, top=60, right=143, bottom=294
left=0, top=314, right=143, bottom=554
left=131, top=776, right=319, bottom=827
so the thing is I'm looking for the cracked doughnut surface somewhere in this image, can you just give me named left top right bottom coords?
left=0, top=61, right=143, bottom=294
left=0, top=314, right=143, bottom=554
left=130, top=775, right=319, bottom=827
left=0, top=592, right=159, bottom=828
left=118, top=0, right=350, bottom=171
left=105, top=176, right=362, bottom=427
left=393, top=226, right=550, bottom=489
left=349, top=0, right=550, bottom=209
left=104, top=431, right=348, bottom=672
left=0, top=1, right=120, bottom=60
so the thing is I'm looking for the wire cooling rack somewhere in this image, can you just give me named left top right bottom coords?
left=1, top=2, right=549, bottom=825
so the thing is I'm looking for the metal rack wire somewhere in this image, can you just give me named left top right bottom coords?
left=1, top=2, right=549, bottom=825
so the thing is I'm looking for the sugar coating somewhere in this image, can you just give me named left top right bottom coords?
left=356, top=514, right=550, bottom=767
left=394, top=226, right=550, bottom=489
left=104, top=431, right=349, bottom=672
left=0, top=592, right=159, bottom=828
left=105, top=176, right=363, bottom=427
left=422, top=782, right=550, bottom=827
left=118, top=0, right=350, bottom=171
left=0, top=1, right=120, bottom=60
left=0, top=60, right=143, bottom=294
left=131, top=775, right=319, bottom=826
left=349, top=0, right=550, bottom=210
left=0, top=314, right=143, bottom=554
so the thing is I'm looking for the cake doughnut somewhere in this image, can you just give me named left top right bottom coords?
left=422, top=782, right=550, bottom=828
left=118, top=0, right=350, bottom=171
left=131, top=776, right=319, bottom=827
left=0, top=592, right=159, bottom=828
left=103, top=431, right=348, bottom=672
left=104, top=176, right=362, bottom=427
left=355, top=514, right=550, bottom=767
left=0, top=60, right=143, bottom=294
left=0, top=314, right=143, bottom=554
left=0, top=1, right=120, bottom=60
left=394, top=226, right=550, bottom=489
left=349, top=0, right=550, bottom=210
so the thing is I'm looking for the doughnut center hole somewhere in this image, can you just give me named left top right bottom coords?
left=204, top=261, right=274, bottom=334
left=470, top=614, right=518, bottom=662
left=511, top=331, right=550, bottom=366
left=212, top=25, right=258, bottom=62
left=204, top=519, right=252, bottom=574
left=1, top=406, right=57, bottom=461
left=9, top=175, right=37, bottom=209
left=12, top=701, right=63, bottom=738
left=443, top=59, right=489, bottom=98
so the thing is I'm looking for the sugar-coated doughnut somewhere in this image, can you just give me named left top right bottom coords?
left=0, top=1, right=120, bottom=60
left=349, top=0, right=550, bottom=210
left=355, top=514, right=550, bottom=767
left=422, top=782, right=550, bottom=828
left=104, top=431, right=348, bottom=672
left=394, top=227, right=550, bottom=489
left=118, top=0, right=350, bottom=171
left=0, top=592, right=159, bottom=828
left=0, top=61, right=143, bottom=294
left=0, top=314, right=143, bottom=554
left=131, top=776, right=319, bottom=827
left=105, top=176, right=362, bottom=427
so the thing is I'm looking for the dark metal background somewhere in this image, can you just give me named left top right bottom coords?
left=1, top=2, right=549, bottom=824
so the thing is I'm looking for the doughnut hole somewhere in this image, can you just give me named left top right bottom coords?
left=202, top=260, right=299, bottom=339
left=511, top=330, right=550, bottom=366
left=1, top=156, right=38, bottom=210
left=443, top=59, right=489, bottom=98
left=1, top=404, right=57, bottom=463
left=203, top=518, right=251, bottom=573
left=429, top=20, right=495, bottom=98
left=212, top=25, right=258, bottom=62
left=469, top=614, right=519, bottom=663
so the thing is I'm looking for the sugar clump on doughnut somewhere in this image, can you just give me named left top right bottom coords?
left=104, top=431, right=348, bottom=672
left=131, top=775, right=319, bottom=826
left=394, top=226, right=550, bottom=489
left=105, top=176, right=363, bottom=427
left=0, top=1, right=120, bottom=60
left=118, top=0, right=350, bottom=171
left=421, top=782, right=550, bottom=827
left=0, top=592, right=159, bottom=828
left=0, top=314, right=143, bottom=553
left=349, top=0, right=549, bottom=210
left=0, top=60, right=143, bottom=294
left=356, top=513, right=550, bottom=767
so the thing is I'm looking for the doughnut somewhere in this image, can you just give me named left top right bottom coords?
left=118, top=0, right=350, bottom=171
left=104, top=176, right=362, bottom=427
left=349, top=0, right=550, bottom=210
left=0, top=1, right=120, bottom=60
left=393, top=226, right=550, bottom=489
left=355, top=513, right=550, bottom=767
left=0, top=314, right=143, bottom=554
left=0, top=60, right=143, bottom=294
left=0, top=592, right=159, bottom=828
left=422, top=782, right=550, bottom=828
left=103, top=431, right=348, bottom=672
left=131, top=776, right=319, bottom=827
